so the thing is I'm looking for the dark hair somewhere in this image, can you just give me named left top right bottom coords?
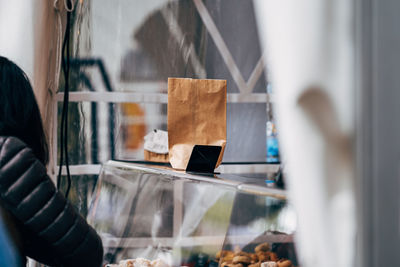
left=0, top=56, right=49, bottom=165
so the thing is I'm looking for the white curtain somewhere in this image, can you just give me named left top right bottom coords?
left=0, top=0, right=34, bottom=78
left=254, top=1, right=356, bottom=267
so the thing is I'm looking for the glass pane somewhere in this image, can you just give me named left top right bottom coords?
left=59, top=0, right=270, bottom=163
left=87, top=162, right=236, bottom=265
left=59, top=101, right=268, bottom=163
left=217, top=193, right=298, bottom=266
left=225, top=103, right=267, bottom=162
left=87, top=161, right=297, bottom=266
left=58, top=102, right=167, bottom=164
left=69, top=0, right=266, bottom=93
left=58, top=174, right=99, bottom=217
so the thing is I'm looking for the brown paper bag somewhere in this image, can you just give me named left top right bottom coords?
left=168, top=78, right=227, bottom=170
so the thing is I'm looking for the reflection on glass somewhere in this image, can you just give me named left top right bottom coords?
left=61, top=0, right=270, bottom=163
left=87, top=161, right=297, bottom=266
left=87, top=163, right=236, bottom=265
left=58, top=102, right=167, bottom=164
left=58, top=175, right=99, bottom=217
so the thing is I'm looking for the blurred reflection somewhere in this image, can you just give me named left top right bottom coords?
left=121, top=103, right=146, bottom=151
left=128, top=1, right=207, bottom=80
left=58, top=174, right=99, bottom=217
left=87, top=162, right=237, bottom=265
left=64, top=0, right=270, bottom=165
left=87, top=162, right=297, bottom=265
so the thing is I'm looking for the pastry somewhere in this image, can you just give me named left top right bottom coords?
left=261, top=262, right=278, bottom=267
left=150, top=259, right=169, bottom=267
left=119, top=259, right=135, bottom=267
left=256, top=252, right=270, bottom=262
left=234, top=251, right=250, bottom=257
left=250, top=253, right=258, bottom=263
left=232, top=255, right=252, bottom=264
left=219, top=250, right=234, bottom=260
left=255, top=243, right=270, bottom=253
left=277, top=259, right=293, bottom=267
left=134, top=258, right=151, bottom=267
left=119, top=258, right=152, bottom=267
left=248, top=262, right=261, bottom=267
left=269, top=252, right=278, bottom=261
left=216, top=250, right=229, bottom=259
left=221, top=253, right=234, bottom=263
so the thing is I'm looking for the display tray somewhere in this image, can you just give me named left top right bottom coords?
left=87, top=161, right=298, bottom=266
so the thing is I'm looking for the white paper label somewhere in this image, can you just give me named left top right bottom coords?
left=144, top=129, right=169, bottom=154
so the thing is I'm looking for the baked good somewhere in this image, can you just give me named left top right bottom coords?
left=216, top=250, right=225, bottom=259
left=269, top=252, right=278, bottom=261
left=119, top=259, right=135, bottom=267
left=221, top=253, right=234, bottom=263
left=232, top=255, right=252, bottom=264
left=234, top=251, right=250, bottom=257
left=150, top=259, right=169, bottom=267
left=250, top=253, right=258, bottom=263
left=217, top=250, right=234, bottom=259
left=255, top=243, right=270, bottom=253
left=256, top=252, right=270, bottom=262
left=119, top=258, right=152, bottom=267
left=277, top=259, right=293, bottom=267
left=214, top=242, right=291, bottom=267
left=134, top=258, right=151, bottom=267
left=261, top=262, right=278, bottom=267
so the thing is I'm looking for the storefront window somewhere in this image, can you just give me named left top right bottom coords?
left=58, top=0, right=274, bottom=210
left=70, top=0, right=267, bottom=93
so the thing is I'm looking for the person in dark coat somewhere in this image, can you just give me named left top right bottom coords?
left=0, top=56, right=104, bottom=266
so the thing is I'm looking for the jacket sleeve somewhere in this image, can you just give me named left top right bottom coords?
left=0, top=136, right=103, bottom=267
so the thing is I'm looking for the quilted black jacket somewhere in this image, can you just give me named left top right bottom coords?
left=0, top=136, right=103, bottom=267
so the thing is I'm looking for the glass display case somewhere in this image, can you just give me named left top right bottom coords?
left=87, top=161, right=297, bottom=266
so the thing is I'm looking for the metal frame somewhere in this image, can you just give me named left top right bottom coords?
left=355, top=0, right=373, bottom=266
left=56, top=91, right=274, bottom=104
left=356, top=0, right=400, bottom=266
left=101, top=234, right=294, bottom=248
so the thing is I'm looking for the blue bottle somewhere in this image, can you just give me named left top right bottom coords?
left=266, top=83, right=280, bottom=163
